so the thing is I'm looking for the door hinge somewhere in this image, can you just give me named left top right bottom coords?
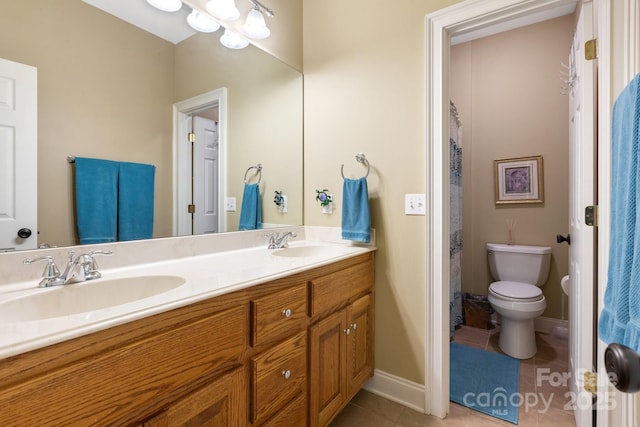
left=584, top=370, right=597, bottom=394
left=188, top=132, right=196, bottom=143
left=585, top=205, right=597, bottom=227
left=585, top=39, right=597, bottom=60
left=188, top=204, right=196, bottom=214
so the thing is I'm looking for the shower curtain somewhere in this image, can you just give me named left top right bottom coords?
left=450, top=101, right=463, bottom=337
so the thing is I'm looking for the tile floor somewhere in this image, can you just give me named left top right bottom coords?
left=330, top=325, right=576, bottom=426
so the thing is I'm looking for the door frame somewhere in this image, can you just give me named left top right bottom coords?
left=596, top=0, right=639, bottom=425
left=172, top=88, right=227, bottom=236
left=424, top=0, right=602, bottom=418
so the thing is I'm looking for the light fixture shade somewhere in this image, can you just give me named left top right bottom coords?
left=241, top=8, right=270, bottom=39
left=187, top=10, right=221, bottom=32
left=146, top=0, right=182, bottom=12
left=206, top=0, right=240, bottom=21
left=220, top=29, right=249, bottom=49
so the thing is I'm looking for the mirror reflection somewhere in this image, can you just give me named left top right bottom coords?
left=0, top=0, right=303, bottom=251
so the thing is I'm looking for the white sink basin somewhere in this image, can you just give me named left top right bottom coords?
left=272, top=245, right=346, bottom=258
left=0, top=275, right=186, bottom=322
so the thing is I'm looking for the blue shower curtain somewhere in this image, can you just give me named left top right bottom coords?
left=450, top=101, right=463, bottom=337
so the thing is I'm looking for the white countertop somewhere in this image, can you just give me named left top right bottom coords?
left=0, top=240, right=374, bottom=360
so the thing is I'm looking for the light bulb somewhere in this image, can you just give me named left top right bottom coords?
left=187, top=10, right=221, bottom=32
left=146, top=0, right=182, bottom=12
left=206, top=0, right=240, bottom=21
left=241, top=8, right=270, bottom=39
left=220, top=29, right=249, bottom=49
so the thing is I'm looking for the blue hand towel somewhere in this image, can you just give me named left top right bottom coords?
left=118, top=161, right=156, bottom=241
left=599, top=73, right=640, bottom=351
left=342, top=177, right=371, bottom=243
left=74, top=157, right=119, bottom=244
left=238, top=183, right=262, bottom=230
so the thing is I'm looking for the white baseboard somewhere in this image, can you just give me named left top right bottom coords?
left=534, top=316, right=568, bottom=334
left=363, top=369, right=426, bottom=413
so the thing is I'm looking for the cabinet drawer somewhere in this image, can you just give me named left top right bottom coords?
left=261, top=392, right=307, bottom=427
left=251, top=283, right=308, bottom=346
left=309, top=260, right=373, bottom=317
left=251, top=331, right=307, bottom=423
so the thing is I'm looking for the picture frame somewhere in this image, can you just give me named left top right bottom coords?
left=494, top=156, right=544, bottom=204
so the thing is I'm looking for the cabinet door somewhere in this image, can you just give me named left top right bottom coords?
left=143, top=367, right=246, bottom=427
left=309, top=309, right=348, bottom=427
left=346, top=294, right=374, bottom=395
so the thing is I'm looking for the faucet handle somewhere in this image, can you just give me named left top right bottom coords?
left=23, top=256, right=62, bottom=287
left=85, top=250, right=113, bottom=277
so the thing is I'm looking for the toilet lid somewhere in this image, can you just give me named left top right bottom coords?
left=490, top=281, right=543, bottom=301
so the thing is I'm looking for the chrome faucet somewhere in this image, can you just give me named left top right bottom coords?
left=267, top=231, right=297, bottom=249
left=24, top=250, right=113, bottom=287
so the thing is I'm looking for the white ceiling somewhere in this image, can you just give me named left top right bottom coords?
left=82, top=0, right=196, bottom=44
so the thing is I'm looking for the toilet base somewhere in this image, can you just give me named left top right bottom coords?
left=498, top=317, right=537, bottom=359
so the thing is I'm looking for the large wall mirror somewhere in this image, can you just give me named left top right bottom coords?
left=0, top=0, right=303, bottom=251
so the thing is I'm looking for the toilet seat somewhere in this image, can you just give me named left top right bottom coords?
left=489, top=281, right=543, bottom=302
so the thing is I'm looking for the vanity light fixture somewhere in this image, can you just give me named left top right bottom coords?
left=220, top=29, right=249, bottom=49
left=241, top=5, right=270, bottom=39
left=187, top=9, right=221, bottom=32
left=206, top=0, right=240, bottom=21
left=145, top=0, right=182, bottom=13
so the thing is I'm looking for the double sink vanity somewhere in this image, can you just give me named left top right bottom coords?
left=0, top=226, right=375, bottom=426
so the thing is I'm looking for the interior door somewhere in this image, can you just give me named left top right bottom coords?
left=568, top=3, right=596, bottom=425
left=0, top=58, right=37, bottom=251
left=193, top=115, right=219, bottom=235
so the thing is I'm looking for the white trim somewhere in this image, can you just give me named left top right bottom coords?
left=172, top=88, right=228, bottom=236
left=534, top=316, right=569, bottom=334
left=364, top=369, right=426, bottom=413
left=425, top=0, right=577, bottom=418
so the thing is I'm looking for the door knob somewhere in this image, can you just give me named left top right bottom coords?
left=604, top=343, right=640, bottom=393
left=17, top=228, right=32, bottom=239
left=556, top=234, right=571, bottom=245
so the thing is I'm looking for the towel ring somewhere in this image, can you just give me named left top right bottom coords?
left=244, top=163, right=263, bottom=184
left=341, top=153, right=370, bottom=179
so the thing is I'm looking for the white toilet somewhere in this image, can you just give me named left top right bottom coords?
left=486, top=243, right=552, bottom=359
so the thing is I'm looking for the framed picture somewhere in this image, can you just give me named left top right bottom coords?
left=494, top=156, right=544, bottom=204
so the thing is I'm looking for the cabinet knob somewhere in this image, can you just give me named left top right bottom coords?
left=282, top=369, right=292, bottom=380
left=344, top=328, right=351, bottom=336
left=351, top=322, right=357, bottom=330
left=282, top=308, right=292, bottom=318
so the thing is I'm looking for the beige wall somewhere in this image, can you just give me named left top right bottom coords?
left=0, top=0, right=175, bottom=247
left=303, top=0, right=464, bottom=384
left=450, top=16, right=573, bottom=320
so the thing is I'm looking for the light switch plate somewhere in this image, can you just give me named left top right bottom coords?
left=225, top=197, right=236, bottom=212
left=405, top=194, right=426, bottom=215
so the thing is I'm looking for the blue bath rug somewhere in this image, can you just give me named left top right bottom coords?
left=450, top=342, right=520, bottom=424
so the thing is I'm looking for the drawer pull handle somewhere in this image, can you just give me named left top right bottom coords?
left=282, top=308, right=293, bottom=318
left=282, top=369, right=292, bottom=380
left=344, top=328, right=351, bottom=336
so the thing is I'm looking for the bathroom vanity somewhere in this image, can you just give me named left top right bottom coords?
left=0, top=234, right=374, bottom=426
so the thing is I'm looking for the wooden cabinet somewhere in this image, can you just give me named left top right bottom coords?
left=0, top=251, right=374, bottom=427
left=309, top=261, right=375, bottom=427
left=142, top=367, right=246, bottom=427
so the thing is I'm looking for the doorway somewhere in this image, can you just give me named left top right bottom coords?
left=173, top=88, right=227, bottom=236
left=425, top=0, right=580, bottom=418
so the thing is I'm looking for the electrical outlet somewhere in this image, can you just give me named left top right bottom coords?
left=225, top=197, right=236, bottom=212
left=279, top=195, right=288, bottom=213
left=405, top=194, right=426, bottom=215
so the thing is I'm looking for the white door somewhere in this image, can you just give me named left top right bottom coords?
left=568, top=3, right=596, bottom=425
left=0, top=58, right=37, bottom=251
left=193, top=115, right=219, bottom=235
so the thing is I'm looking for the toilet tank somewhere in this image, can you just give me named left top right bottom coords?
left=486, top=243, right=552, bottom=286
